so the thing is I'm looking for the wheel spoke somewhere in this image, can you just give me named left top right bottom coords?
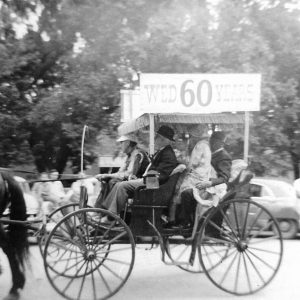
left=248, top=235, right=280, bottom=244
left=202, top=244, right=214, bottom=268
left=248, top=220, right=274, bottom=240
left=99, top=230, right=128, bottom=249
left=208, top=247, right=236, bottom=271
left=93, top=259, right=112, bottom=294
left=48, top=240, right=83, bottom=254
left=77, top=260, right=90, bottom=300
left=100, top=256, right=131, bottom=266
left=242, top=252, right=252, bottom=293
left=243, top=249, right=266, bottom=285
left=47, top=241, right=77, bottom=264
left=234, top=252, right=242, bottom=292
left=95, top=246, right=132, bottom=255
left=173, top=244, right=190, bottom=261
left=246, top=248, right=276, bottom=271
left=232, top=202, right=241, bottom=238
left=90, top=261, right=97, bottom=300
left=246, top=208, right=263, bottom=237
left=219, top=251, right=239, bottom=285
left=203, top=244, right=230, bottom=259
left=205, top=219, right=236, bottom=243
left=61, top=259, right=87, bottom=293
left=247, top=246, right=280, bottom=255
left=58, top=257, right=86, bottom=276
left=219, top=207, right=239, bottom=240
left=241, top=202, right=250, bottom=239
left=100, top=260, right=124, bottom=281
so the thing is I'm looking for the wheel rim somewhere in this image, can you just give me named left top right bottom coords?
left=164, top=237, right=204, bottom=273
left=199, top=199, right=283, bottom=295
left=38, top=203, right=84, bottom=255
left=43, top=208, right=135, bottom=300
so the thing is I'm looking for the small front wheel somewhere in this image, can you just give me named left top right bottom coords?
left=43, top=208, right=135, bottom=300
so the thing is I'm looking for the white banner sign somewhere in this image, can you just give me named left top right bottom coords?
left=140, top=73, right=261, bottom=114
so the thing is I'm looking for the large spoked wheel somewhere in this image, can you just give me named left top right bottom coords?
left=38, top=202, right=88, bottom=255
left=43, top=208, right=135, bottom=300
left=198, top=198, right=283, bottom=295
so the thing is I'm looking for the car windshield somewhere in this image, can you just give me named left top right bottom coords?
left=263, top=181, right=296, bottom=198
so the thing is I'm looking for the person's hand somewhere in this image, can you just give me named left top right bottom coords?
left=195, top=180, right=212, bottom=190
left=128, top=175, right=137, bottom=180
left=95, top=174, right=110, bottom=181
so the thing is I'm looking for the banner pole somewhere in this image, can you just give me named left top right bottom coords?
left=244, top=112, right=250, bottom=164
left=149, top=114, right=155, bottom=156
left=81, top=125, right=88, bottom=173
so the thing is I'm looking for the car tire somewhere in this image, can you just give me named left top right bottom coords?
left=273, top=219, right=298, bottom=239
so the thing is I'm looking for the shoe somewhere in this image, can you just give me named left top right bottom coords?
left=165, top=221, right=191, bottom=231
left=160, top=214, right=168, bottom=224
left=163, top=221, right=179, bottom=229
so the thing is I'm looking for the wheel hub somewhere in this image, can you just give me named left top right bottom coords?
left=236, top=240, right=248, bottom=252
left=85, top=250, right=96, bottom=261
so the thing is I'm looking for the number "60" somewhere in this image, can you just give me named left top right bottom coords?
left=180, top=80, right=212, bottom=107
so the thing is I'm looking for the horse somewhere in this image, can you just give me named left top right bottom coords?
left=0, top=171, right=29, bottom=300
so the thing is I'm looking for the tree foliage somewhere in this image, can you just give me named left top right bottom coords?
left=0, top=0, right=299, bottom=178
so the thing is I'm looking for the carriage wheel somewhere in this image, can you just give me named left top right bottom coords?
left=43, top=208, right=135, bottom=300
left=164, top=226, right=230, bottom=273
left=164, top=236, right=203, bottom=273
left=198, top=198, right=283, bottom=295
left=38, top=203, right=89, bottom=255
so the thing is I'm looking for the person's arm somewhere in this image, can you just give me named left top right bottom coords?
left=115, top=153, right=141, bottom=180
left=129, top=152, right=144, bottom=179
left=196, top=155, right=232, bottom=190
left=150, top=147, right=178, bottom=184
left=210, top=158, right=232, bottom=186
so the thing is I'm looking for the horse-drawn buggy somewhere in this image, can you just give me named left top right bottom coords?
left=1, top=74, right=283, bottom=300
left=28, top=111, right=281, bottom=300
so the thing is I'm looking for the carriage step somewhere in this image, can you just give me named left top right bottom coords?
left=162, top=226, right=192, bottom=237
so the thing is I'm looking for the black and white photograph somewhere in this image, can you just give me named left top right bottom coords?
left=0, top=1, right=300, bottom=300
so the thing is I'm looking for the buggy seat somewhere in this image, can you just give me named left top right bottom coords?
left=129, top=164, right=186, bottom=236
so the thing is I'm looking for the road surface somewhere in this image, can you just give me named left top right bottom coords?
left=1, top=236, right=300, bottom=300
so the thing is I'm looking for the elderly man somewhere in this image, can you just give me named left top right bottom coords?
left=94, top=134, right=149, bottom=208
left=100, top=125, right=178, bottom=217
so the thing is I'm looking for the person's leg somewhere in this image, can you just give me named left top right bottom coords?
left=102, top=179, right=143, bottom=215
left=94, top=178, right=123, bottom=208
left=101, top=182, right=121, bottom=214
left=180, top=188, right=197, bottom=226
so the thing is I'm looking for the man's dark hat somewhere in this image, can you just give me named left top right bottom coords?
left=156, top=125, right=175, bottom=141
left=210, top=131, right=226, bottom=142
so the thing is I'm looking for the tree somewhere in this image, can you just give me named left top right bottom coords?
left=1, top=0, right=299, bottom=179
left=24, top=0, right=171, bottom=172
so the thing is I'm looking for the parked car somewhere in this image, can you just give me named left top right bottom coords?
left=249, top=177, right=300, bottom=239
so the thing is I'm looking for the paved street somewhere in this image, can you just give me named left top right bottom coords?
left=1, top=235, right=300, bottom=300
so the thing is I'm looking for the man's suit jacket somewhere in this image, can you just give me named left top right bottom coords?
left=211, top=148, right=232, bottom=186
left=149, top=145, right=178, bottom=184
